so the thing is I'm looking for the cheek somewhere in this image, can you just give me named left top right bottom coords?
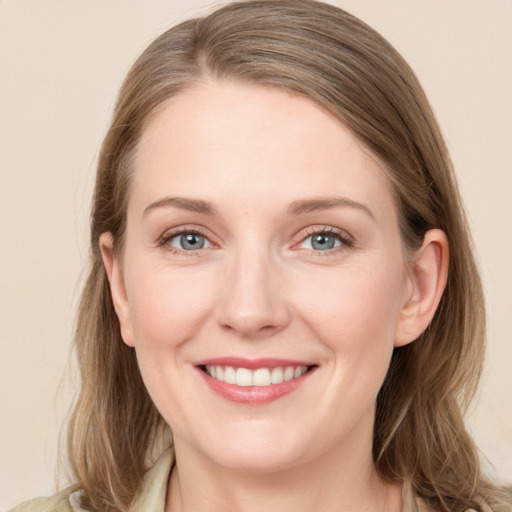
left=125, top=261, right=216, bottom=351
left=296, top=263, right=406, bottom=430
left=122, top=260, right=219, bottom=429
left=296, top=261, right=404, bottom=360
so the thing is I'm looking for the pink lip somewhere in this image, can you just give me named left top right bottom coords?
left=194, top=358, right=317, bottom=405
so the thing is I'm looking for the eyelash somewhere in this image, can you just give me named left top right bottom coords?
left=297, top=226, right=354, bottom=254
left=158, top=225, right=354, bottom=256
left=158, top=227, right=211, bottom=257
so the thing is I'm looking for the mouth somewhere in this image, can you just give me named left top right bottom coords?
left=200, top=364, right=313, bottom=386
left=195, top=358, right=318, bottom=404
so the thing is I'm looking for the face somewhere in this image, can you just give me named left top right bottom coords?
left=104, top=81, right=416, bottom=473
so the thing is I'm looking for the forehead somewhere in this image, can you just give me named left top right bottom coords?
left=131, top=80, right=396, bottom=220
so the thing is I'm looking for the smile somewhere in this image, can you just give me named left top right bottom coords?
left=196, top=359, right=317, bottom=404
left=203, top=365, right=309, bottom=386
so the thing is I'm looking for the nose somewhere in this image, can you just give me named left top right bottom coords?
left=215, top=245, right=291, bottom=339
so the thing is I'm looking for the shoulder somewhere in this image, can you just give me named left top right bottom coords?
left=403, top=482, right=505, bottom=512
left=7, top=493, right=72, bottom=512
left=6, top=448, right=175, bottom=512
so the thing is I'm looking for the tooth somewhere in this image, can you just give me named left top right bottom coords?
left=271, top=367, right=284, bottom=384
left=253, top=368, right=271, bottom=386
left=207, top=364, right=311, bottom=385
left=224, top=366, right=236, bottom=384
left=294, top=366, right=307, bottom=378
left=236, top=368, right=253, bottom=386
left=284, top=366, right=295, bottom=381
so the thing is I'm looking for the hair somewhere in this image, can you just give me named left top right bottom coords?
left=67, top=1, right=509, bottom=511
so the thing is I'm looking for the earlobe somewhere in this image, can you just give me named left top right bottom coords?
left=99, top=232, right=135, bottom=347
left=394, top=229, right=449, bottom=347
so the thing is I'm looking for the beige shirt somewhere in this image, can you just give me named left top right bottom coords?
left=9, top=449, right=484, bottom=512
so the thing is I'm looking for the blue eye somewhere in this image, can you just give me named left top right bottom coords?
left=168, top=232, right=211, bottom=251
left=300, top=232, right=344, bottom=251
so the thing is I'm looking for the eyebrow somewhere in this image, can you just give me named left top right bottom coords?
left=287, top=197, right=375, bottom=220
left=143, top=195, right=375, bottom=220
left=143, top=197, right=218, bottom=217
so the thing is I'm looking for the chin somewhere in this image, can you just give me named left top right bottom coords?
left=211, top=444, right=305, bottom=474
left=184, top=422, right=312, bottom=473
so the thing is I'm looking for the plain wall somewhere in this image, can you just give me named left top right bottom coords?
left=1, top=0, right=511, bottom=508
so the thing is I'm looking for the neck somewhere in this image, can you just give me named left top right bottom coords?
left=165, top=429, right=402, bottom=512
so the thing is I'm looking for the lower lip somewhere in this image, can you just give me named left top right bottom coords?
left=197, top=367, right=315, bottom=405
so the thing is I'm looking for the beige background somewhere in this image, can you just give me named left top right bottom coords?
left=1, top=0, right=511, bottom=508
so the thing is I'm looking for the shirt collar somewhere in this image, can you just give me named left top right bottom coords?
left=68, top=448, right=175, bottom=512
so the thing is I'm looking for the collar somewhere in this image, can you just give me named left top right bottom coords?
left=68, top=448, right=175, bottom=512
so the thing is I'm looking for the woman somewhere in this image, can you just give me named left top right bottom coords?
left=11, top=1, right=511, bottom=511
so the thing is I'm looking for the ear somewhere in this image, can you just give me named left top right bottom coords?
left=394, top=229, right=449, bottom=347
left=99, top=232, right=135, bottom=347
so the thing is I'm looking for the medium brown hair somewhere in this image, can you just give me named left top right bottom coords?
left=68, top=1, right=507, bottom=511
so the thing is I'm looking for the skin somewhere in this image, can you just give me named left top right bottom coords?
left=101, top=81, right=448, bottom=512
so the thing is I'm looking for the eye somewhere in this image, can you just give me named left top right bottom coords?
left=301, top=233, right=341, bottom=251
left=297, top=228, right=352, bottom=252
left=167, top=231, right=212, bottom=251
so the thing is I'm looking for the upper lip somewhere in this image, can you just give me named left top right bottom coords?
left=194, top=357, right=316, bottom=369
